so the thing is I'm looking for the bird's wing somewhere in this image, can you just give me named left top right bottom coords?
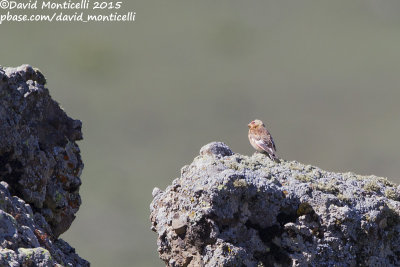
left=270, top=135, right=276, bottom=151
left=254, top=138, right=275, bottom=155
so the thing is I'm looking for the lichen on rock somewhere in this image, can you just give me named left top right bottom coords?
left=0, top=65, right=88, bottom=266
left=150, top=141, right=400, bottom=266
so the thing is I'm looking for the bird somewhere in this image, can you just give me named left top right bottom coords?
left=248, top=119, right=277, bottom=160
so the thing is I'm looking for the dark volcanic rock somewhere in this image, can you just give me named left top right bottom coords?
left=0, top=65, right=88, bottom=266
left=150, top=142, right=400, bottom=267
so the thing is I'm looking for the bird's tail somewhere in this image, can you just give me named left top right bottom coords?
left=269, top=152, right=279, bottom=163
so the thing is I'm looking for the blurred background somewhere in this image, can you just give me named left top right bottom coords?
left=2, top=0, right=400, bottom=266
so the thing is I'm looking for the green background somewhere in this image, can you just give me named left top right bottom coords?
left=2, top=1, right=400, bottom=266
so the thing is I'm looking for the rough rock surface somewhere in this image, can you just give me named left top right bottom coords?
left=0, top=65, right=88, bottom=266
left=150, top=142, right=400, bottom=267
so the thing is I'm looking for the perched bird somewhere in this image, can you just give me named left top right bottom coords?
left=248, top=119, right=277, bottom=160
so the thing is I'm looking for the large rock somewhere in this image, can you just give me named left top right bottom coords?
left=150, top=142, right=400, bottom=266
left=0, top=65, right=88, bottom=266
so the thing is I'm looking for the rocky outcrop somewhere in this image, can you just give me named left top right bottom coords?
left=150, top=142, right=400, bottom=266
left=0, top=65, right=88, bottom=266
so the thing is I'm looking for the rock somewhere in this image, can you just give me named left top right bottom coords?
left=0, top=65, right=88, bottom=266
left=152, top=187, right=162, bottom=198
left=172, top=213, right=187, bottom=235
left=150, top=142, right=400, bottom=266
left=199, top=142, right=233, bottom=157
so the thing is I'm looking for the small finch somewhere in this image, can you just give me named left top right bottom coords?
left=248, top=119, right=277, bottom=160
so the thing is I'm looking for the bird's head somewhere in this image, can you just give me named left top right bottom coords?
left=248, top=119, right=264, bottom=129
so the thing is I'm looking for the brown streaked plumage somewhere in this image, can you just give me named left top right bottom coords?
left=248, top=119, right=277, bottom=160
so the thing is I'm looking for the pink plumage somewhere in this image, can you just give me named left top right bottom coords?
left=248, top=119, right=277, bottom=160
